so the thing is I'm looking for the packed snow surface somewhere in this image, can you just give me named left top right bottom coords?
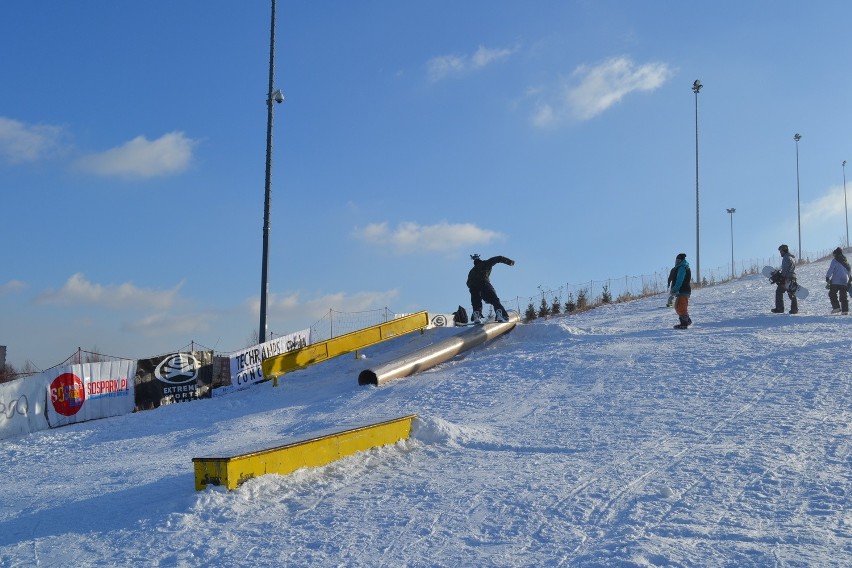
left=2, top=260, right=850, bottom=566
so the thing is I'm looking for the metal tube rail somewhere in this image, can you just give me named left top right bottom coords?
left=358, top=311, right=520, bottom=386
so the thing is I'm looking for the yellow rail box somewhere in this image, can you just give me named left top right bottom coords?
left=192, top=414, right=416, bottom=491
left=262, top=311, right=429, bottom=381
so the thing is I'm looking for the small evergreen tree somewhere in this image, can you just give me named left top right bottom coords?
left=524, top=302, right=537, bottom=321
left=550, top=297, right=561, bottom=316
left=576, top=289, right=588, bottom=311
left=601, top=284, right=612, bottom=304
left=538, top=297, right=549, bottom=318
left=564, top=292, right=576, bottom=313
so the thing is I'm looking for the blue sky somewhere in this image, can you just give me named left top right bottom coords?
left=2, top=1, right=852, bottom=369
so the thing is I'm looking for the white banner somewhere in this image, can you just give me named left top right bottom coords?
left=225, top=328, right=311, bottom=392
left=0, top=374, right=50, bottom=439
left=45, top=360, right=137, bottom=428
left=428, top=312, right=455, bottom=327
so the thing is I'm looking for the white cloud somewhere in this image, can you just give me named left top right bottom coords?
left=427, top=45, right=515, bottom=82
left=353, top=221, right=504, bottom=254
left=74, top=131, right=197, bottom=178
left=0, top=117, right=65, bottom=164
left=122, top=311, right=215, bottom=337
left=248, top=289, right=401, bottom=324
left=471, top=45, right=514, bottom=68
left=530, top=56, right=673, bottom=127
left=427, top=55, right=467, bottom=81
left=531, top=103, right=556, bottom=129
left=802, top=185, right=850, bottom=225
left=0, top=280, right=27, bottom=295
left=34, top=273, right=183, bottom=310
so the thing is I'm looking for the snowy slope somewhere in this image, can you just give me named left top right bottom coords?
left=2, top=260, right=850, bottom=567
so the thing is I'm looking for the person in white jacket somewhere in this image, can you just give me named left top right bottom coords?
left=825, top=247, right=851, bottom=314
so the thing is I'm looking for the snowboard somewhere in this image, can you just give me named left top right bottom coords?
left=456, top=312, right=517, bottom=326
left=762, top=265, right=809, bottom=300
left=456, top=318, right=500, bottom=327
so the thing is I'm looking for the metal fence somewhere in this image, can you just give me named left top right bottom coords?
left=298, top=247, right=839, bottom=337
left=502, top=248, right=835, bottom=318
left=4, top=248, right=837, bottom=377
left=308, top=307, right=401, bottom=344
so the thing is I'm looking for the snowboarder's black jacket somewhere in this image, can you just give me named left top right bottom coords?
left=467, top=256, right=514, bottom=289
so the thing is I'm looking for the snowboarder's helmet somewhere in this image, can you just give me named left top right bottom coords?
left=676, top=253, right=686, bottom=261
left=778, top=244, right=789, bottom=254
left=833, top=247, right=844, bottom=257
left=470, top=254, right=480, bottom=262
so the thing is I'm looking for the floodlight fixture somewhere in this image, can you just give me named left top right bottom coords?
left=793, top=133, right=802, bottom=259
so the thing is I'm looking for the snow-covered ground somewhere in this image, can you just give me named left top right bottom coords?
left=2, top=259, right=850, bottom=567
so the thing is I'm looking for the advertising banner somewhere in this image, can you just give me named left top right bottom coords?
left=0, top=374, right=50, bottom=439
left=44, top=360, right=137, bottom=429
left=134, top=351, right=213, bottom=410
left=428, top=313, right=455, bottom=328
left=222, top=328, right=310, bottom=395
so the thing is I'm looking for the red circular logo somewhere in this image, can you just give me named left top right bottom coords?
left=50, top=373, right=86, bottom=416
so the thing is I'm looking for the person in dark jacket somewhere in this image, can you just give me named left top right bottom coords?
left=666, top=263, right=678, bottom=307
left=671, top=253, right=692, bottom=329
left=772, top=244, right=798, bottom=314
left=825, top=246, right=851, bottom=314
left=467, top=254, right=514, bottom=323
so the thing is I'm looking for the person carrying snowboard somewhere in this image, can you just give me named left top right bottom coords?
left=467, top=254, right=514, bottom=323
left=771, top=244, right=798, bottom=314
left=825, top=246, right=851, bottom=314
left=671, top=253, right=692, bottom=329
left=666, top=262, right=678, bottom=307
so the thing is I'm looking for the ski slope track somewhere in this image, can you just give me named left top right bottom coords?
left=2, top=260, right=850, bottom=566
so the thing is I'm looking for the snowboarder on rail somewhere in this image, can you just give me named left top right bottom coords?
left=771, top=244, right=798, bottom=314
left=467, top=254, right=514, bottom=324
left=671, top=253, right=692, bottom=329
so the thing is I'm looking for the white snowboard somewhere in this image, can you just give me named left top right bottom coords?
left=762, top=265, right=809, bottom=300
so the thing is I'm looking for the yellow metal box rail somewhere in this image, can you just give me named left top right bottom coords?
left=192, top=414, right=416, bottom=491
left=262, top=310, right=429, bottom=381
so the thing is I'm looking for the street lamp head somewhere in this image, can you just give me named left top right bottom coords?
left=692, top=79, right=702, bottom=93
left=793, top=133, right=801, bottom=142
left=844, top=160, right=847, bottom=167
left=727, top=208, right=736, bottom=214
left=270, top=89, right=285, bottom=104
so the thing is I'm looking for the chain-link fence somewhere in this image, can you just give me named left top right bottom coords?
left=308, top=307, right=402, bottom=344
left=4, top=248, right=837, bottom=375
left=502, top=248, right=835, bottom=320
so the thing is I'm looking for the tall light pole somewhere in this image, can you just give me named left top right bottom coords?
left=259, top=0, right=284, bottom=345
left=692, top=79, right=702, bottom=285
left=843, top=160, right=849, bottom=249
left=727, top=208, right=736, bottom=279
left=793, top=133, right=802, bottom=260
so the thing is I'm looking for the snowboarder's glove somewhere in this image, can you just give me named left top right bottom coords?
left=508, top=259, right=515, bottom=266
left=826, top=278, right=831, bottom=289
